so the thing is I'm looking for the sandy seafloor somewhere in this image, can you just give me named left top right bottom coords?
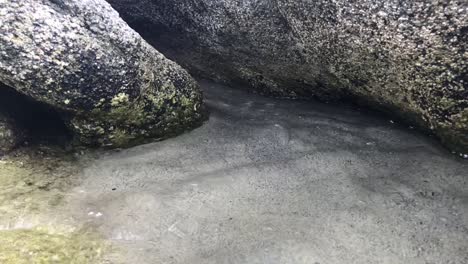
left=1, top=80, right=467, bottom=264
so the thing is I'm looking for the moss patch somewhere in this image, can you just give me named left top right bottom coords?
left=0, top=227, right=105, bottom=264
left=0, top=148, right=112, bottom=263
left=0, top=150, right=77, bottom=219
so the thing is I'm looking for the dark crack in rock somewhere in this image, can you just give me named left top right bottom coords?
left=108, top=0, right=468, bottom=153
left=0, top=0, right=205, bottom=148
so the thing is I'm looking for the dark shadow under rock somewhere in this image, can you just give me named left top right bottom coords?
left=0, top=82, right=71, bottom=149
left=0, top=113, right=22, bottom=154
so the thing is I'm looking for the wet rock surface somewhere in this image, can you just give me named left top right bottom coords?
left=0, top=0, right=205, bottom=148
left=108, top=0, right=468, bottom=153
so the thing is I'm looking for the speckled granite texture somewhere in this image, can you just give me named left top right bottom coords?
left=0, top=0, right=205, bottom=148
left=108, top=0, right=468, bottom=153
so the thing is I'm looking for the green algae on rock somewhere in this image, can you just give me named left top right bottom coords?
left=108, top=0, right=468, bottom=153
left=0, top=227, right=106, bottom=264
left=0, top=161, right=64, bottom=217
left=0, top=147, right=115, bottom=263
left=0, top=0, right=204, bottom=148
left=0, top=148, right=80, bottom=223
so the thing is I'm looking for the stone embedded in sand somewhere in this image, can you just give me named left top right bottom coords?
left=108, top=0, right=468, bottom=152
left=0, top=114, right=23, bottom=154
left=0, top=0, right=204, bottom=148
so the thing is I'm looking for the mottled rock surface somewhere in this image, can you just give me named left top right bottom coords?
left=0, top=113, right=22, bottom=154
left=0, top=0, right=204, bottom=148
left=108, top=0, right=468, bottom=153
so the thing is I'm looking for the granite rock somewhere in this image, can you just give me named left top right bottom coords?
left=0, top=0, right=205, bottom=148
left=109, top=0, right=467, bottom=152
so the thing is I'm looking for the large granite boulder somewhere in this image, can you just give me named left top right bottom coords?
left=108, top=0, right=468, bottom=153
left=0, top=0, right=204, bottom=148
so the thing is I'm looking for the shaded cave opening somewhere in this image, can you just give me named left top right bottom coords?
left=121, top=19, right=451, bottom=154
left=0, top=83, right=72, bottom=149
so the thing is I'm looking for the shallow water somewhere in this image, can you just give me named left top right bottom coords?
left=1, top=80, right=468, bottom=263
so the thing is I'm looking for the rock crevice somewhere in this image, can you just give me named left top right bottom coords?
left=108, top=0, right=467, bottom=152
